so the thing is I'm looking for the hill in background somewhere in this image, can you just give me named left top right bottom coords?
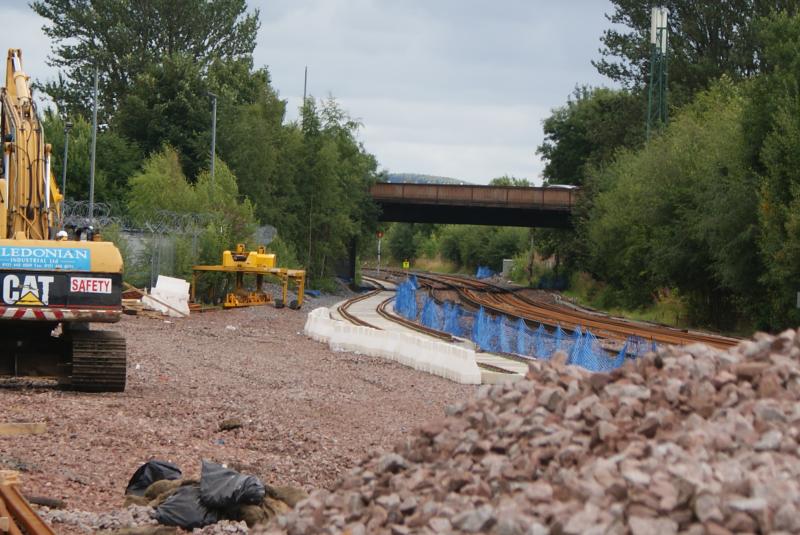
left=384, top=173, right=472, bottom=185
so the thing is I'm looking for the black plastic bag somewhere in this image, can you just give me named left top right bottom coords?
left=199, top=460, right=266, bottom=508
left=153, top=484, right=220, bottom=529
left=125, top=460, right=182, bottom=496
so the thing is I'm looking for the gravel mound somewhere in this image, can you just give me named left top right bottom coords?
left=272, top=329, right=800, bottom=534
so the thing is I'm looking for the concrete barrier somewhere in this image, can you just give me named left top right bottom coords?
left=304, top=307, right=482, bottom=384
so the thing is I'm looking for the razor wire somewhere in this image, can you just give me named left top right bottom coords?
left=393, top=278, right=658, bottom=373
left=62, top=200, right=121, bottom=229
left=63, top=201, right=214, bottom=287
left=62, top=201, right=213, bottom=235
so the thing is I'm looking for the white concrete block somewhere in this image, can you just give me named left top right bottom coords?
left=303, top=306, right=481, bottom=385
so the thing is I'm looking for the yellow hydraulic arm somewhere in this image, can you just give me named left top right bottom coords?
left=0, top=49, right=62, bottom=241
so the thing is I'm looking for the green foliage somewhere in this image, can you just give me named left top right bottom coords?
left=437, top=225, right=528, bottom=271
left=215, top=75, right=287, bottom=221
left=127, top=147, right=197, bottom=223
left=564, top=273, right=690, bottom=329
left=587, top=79, right=759, bottom=328
left=537, top=87, right=645, bottom=185
left=41, top=111, right=142, bottom=210
left=98, top=223, right=131, bottom=274
left=744, top=11, right=800, bottom=327
left=126, top=147, right=257, bottom=283
left=489, top=176, right=531, bottom=187
left=32, top=0, right=259, bottom=118
left=266, top=236, right=301, bottom=270
left=29, top=0, right=383, bottom=291
left=594, top=0, right=796, bottom=103
left=113, top=55, right=211, bottom=179
left=386, top=224, right=418, bottom=262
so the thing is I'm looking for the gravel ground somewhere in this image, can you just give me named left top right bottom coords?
left=0, top=296, right=472, bottom=533
left=276, top=329, right=800, bottom=535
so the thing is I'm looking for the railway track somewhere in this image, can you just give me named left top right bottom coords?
left=373, top=269, right=739, bottom=350
left=336, top=277, right=521, bottom=376
left=337, top=288, right=382, bottom=329
left=339, top=277, right=454, bottom=341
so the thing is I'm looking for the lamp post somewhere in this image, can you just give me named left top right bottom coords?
left=208, top=91, right=218, bottom=182
left=89, top=67, right=98, bottom=225
left=61, top=121, right=73, bottom=207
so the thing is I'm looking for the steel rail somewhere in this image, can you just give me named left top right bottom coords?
left=375, top=295, right=454, bottom=342
left=377, top=268, right=739, bottom=350
left=336, top=289, right=383, bottom=329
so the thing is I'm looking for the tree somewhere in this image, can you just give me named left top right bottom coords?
left=125, top=146, right=257, bottom=284
left=537, top=87, right=645, bottom=185
left=42, top=110, right=142, bottom=211
left=31, top=0, right=259, bottom=117
left=216, top=77, right=287, bottom=223
left=744, top=11, right=800, bottom=327
left=127, top=146, right=197, bottom=224
left=113, top=54, right=211, bottom=179
left=587, top=80, right=760, bottom=328
left=386, top=224, right=418, bottom=262
left=594, top=1, right=799, bottom=103
left=273, top=98, right=379, bottom=284
left=489, top=176, right=531, bottom=187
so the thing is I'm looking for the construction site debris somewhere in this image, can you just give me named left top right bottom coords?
left=125, top=461, right=182, bottom=498
left=273, top=328, right=800, bottom=534
left=41, top=504, right=159, bottom=533
left=142, top=276, right=190, bottom=318
left=124, top=460, right=302, bottom=531
left=99, top=527, right=177, bottom=535
left=25, top=496, right=65, bottom=509
left=0, top=423, right=46, bottom=437
left=199, top=460, right=266, bottom=508
left=0, top=470, right=55, bottom=535
left=152, top=485, right=220, bottom=530
left=219, top=418, right=244, bottom=431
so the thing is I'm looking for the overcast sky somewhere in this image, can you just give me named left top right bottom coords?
left=4, top=0, right=618, bottom=184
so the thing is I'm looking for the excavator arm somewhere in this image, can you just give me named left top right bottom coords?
left=0, top=48, right=62, bottom=241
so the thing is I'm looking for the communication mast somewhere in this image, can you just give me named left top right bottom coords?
left=647, top=7, right=669, bottom=137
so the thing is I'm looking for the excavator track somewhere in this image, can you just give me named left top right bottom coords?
left=68, top=331, right=127, bottom=392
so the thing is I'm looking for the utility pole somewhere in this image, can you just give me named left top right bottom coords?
left=208, top=92, right=218, bottom=182
left=647, top=7, right=669, bottom=138
left=88, top=68, right=98, bottom=225
left=301, top=66, right=308, bottom=127
left=61, top=120, right=73, bottom=216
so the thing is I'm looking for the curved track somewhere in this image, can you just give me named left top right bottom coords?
left=336, top=277, right=520, bottom=376
left=373, top=269, right=740, bottom=350
left=337, top=288, right=382, bottom=329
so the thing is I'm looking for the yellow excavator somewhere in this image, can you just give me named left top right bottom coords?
left=0, top=49, right=126, bottom=391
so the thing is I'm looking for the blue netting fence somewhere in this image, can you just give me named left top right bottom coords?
left=475, top=266, right=495, bottom=279
left=393, top=279, right=657, bottom=373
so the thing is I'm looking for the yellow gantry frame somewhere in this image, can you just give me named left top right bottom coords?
left=191, top=245, right=306, bottom=309
left=1, top=49, right=62, bottom=241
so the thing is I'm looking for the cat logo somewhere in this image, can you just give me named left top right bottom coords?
left=2, top=274, right=55, bottom=306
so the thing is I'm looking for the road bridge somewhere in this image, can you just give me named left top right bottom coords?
left=371, top=183, right=576, bottom=228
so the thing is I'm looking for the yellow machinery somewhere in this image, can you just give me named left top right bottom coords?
left=192, top=244, right=306, bottom=309
left=0, top=49, right=126, bottom=391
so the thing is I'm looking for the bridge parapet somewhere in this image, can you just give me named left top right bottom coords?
left=370, top=183, right=577, bottom=211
